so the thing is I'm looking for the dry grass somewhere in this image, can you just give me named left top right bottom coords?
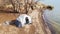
left=0, top=10, right=51, bottom=34
left=0, top=13, right=36, bottom=34
left=0, top=0, right=53, bottom=34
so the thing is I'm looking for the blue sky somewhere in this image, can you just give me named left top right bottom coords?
left=39, top=0, right=60, bottom=22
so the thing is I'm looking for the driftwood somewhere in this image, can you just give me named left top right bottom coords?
left=0, top=0, right=53, bottom=34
